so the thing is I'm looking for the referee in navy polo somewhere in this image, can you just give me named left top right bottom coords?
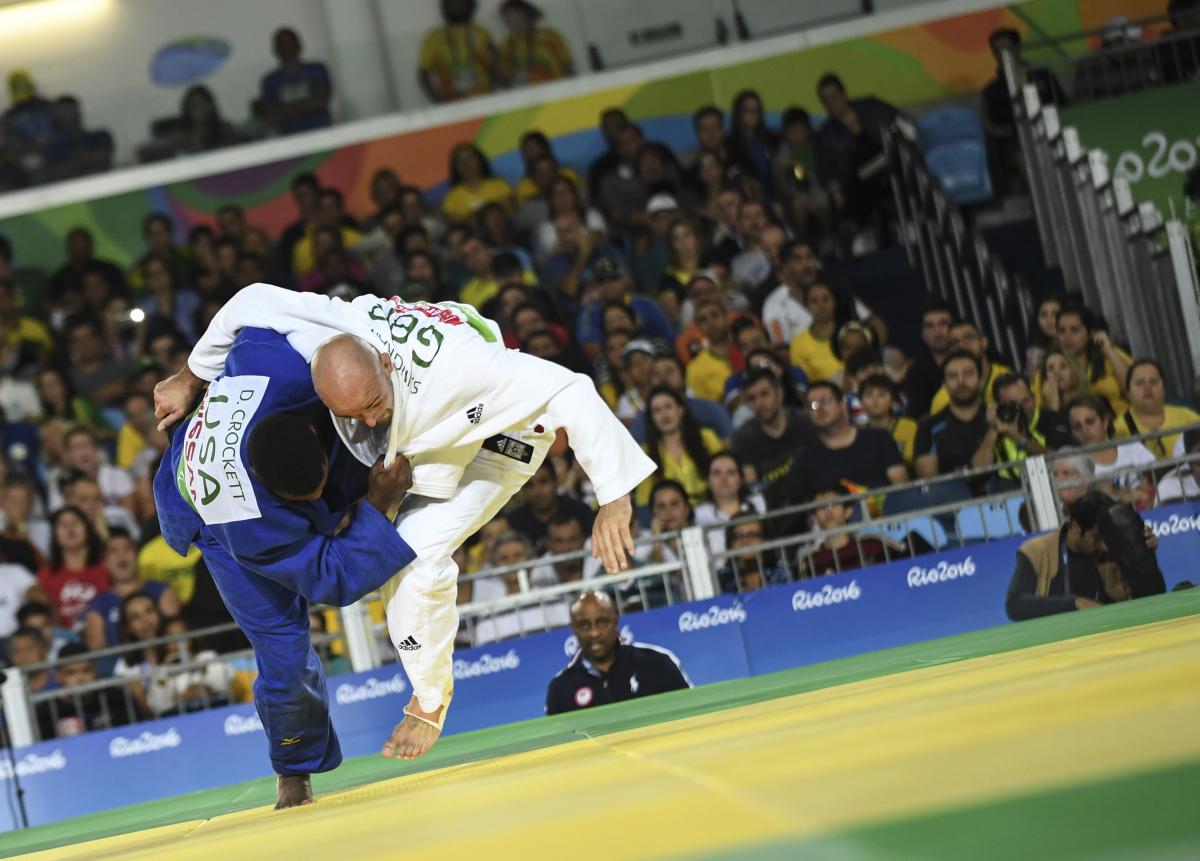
left=546, top=591, right=691, bottom=714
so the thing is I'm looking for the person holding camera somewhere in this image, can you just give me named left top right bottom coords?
left=1006, top=491, right=1162, bottom=621
left=986, top=373, right=1053, bottom=487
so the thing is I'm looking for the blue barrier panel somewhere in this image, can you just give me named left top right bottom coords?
left=1141, top=502, right=1200, bottom=590
left=739, top=540, right=1019, bottom=676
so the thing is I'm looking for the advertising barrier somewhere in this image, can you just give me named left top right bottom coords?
left=3, top=508, right=1195, bottom=830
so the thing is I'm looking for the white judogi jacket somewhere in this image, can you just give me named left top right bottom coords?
left=188, top=283, right=654, bottom=506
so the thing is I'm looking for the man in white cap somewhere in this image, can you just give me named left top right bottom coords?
left=155, top=284, right=655, bottom=761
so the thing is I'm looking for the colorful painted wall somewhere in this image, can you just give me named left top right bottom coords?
left=0, top=0, right=1168, bottom=287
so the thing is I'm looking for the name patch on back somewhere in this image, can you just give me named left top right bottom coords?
left=175, top=376, right=269, bottom=524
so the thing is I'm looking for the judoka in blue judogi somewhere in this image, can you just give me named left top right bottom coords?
left=153, top=327, right=415, bottom=791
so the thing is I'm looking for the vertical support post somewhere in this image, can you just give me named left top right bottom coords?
left=1, top=668, right=34, bottom=749
left=339, top=601, right=381, bottom=673
left=1023, top=455, right=1061, bottom=532
left=680, top=526, right=717, bottom=601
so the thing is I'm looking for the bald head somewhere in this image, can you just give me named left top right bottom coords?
left=570, top=590, right=619, bottom=665
left=311, top=334, right=394, bottom=427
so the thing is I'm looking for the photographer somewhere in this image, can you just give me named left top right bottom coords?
left=1006, top=491, right=1160, bottom=621
left=983, top=373, right=1052, bottom=488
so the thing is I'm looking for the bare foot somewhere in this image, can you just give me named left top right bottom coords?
left=381, top=696, right=444, bottom=761
left=275, top=774, right=313, bottom=809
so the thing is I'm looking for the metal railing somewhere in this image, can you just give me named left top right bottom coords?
left=884, top=123, right=1033, bottom=372
left=1000, top=33, right=1200, bottom=401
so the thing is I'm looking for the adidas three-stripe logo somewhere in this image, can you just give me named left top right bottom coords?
left=396, top=635, right=421, bottom=651
left=466, top=403, right=484, bottom=424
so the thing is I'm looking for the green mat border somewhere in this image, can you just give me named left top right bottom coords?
left=3, top=591, right=1198, bottom=858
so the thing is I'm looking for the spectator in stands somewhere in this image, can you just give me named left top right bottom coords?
left=1037, top=347, right=1086, bottom=449
left=609, top=338, right=653, bottom=424
left=42, top=96, right=113, bottom=182
left=292, top=188, right=362, bottom=276
left=48, top=426, right=135, bottom=514
left=928, top=321, right=1012, bottom=415
left=63, top=315, right=126, bottom=409
left=860, top=373, right=916, bottom=469
left=685, top=300, right=740, bottom=404
left=694, top=451, right=765, bottom=556
left=693, top=152, right=731, bottom=223
left=904, top=302, right=955, bottom=419
left=139, top=254, right=201, bottom=343
left=84, top=530, right=179, bottom=652
left=730, top=367, right=815, bottom=486
left=0, top=278, right=53, bottom=359
left=576, top=252, right=673, bottom=361
left=780, top=380, right=906, bottom=505
left=509, top=460, right=595, bottom=554
left=981, top=28, right=1067, bottom=196
left=596, top=123, right=649, bottom=230
left=789, top=282, right=850, bottom=385
left=37, top=506, right=108, bottom=630
left=1067, top=394, right=1156, bottom=510
left=278, top=172, right=320, bottom=275
left=774, top=107, right=832, bottom=245
left=260, top=27, right=332, bottom=135
left=1, top=70, right=55, bottom=165
left=15, top=600, right=75, bottom=658
left=1051, top=450, right=1095, bottom=511
left=61, top=473, right=140, bottom=541
left=1005, top=491, right=1160, bottom=621
left=137, top=525, right=202, bottom=608
left=636, top=387, right=723, bottom=507
left=1157, top=428, right=1200, bottom=504
left=1, top=476, right=51, bottom=559
left=111, top=590, right=168, bottom=718
left=35, top=641, right=134, bottom=738
left=716, top=518, right=787, bottom=593
left=48, top=228, right=125, bottom=318
left=1115, top=359, right=1200, bottom=460
left=724, top=90, right=779, bottom=192
left=1053, top=305, right=1131, bottom=415
left=546, top=590, right=689, bottom=714
left=585, top=107, right=629, bottom=199
left=985, top=372, right=1052, bottom=486
left=131, top=213, right=190, bottom=292
left=799, top=483, right=894, bottom=578
left=660, top=218, right=707, bottom=305
left=442, top=143, right=512, bottom=226
left=628, top=351, right=732, bottom=443
left=0, top=334, right=41, bottom=418
left=498, top=0, right=573, bottom=87
left=684, top=105, right=727, bottom=170
left=420, top=0, right=497, bottom=103
left=914, top=351, right=992, bottom=480
left=675, top=272, right=752, bottom=362
left=472, top=532, right=569, bottom=644
left=7, top=626, right=54, bottom=693
left=159, top=616, right=234, bottom=713
left=1025, top=294, right=1064, bottom=384
left=529, top=511, right=588, bottom=587
left=762, top=241, right=818, bottom=346
left=0, top=554, right=41, bottom=640
left=173, top=85, right=240, bottom=155
left=814, top=72, right=899, bottom=236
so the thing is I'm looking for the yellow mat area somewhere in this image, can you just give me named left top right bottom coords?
left=27, top=615, right=1200, bottom=861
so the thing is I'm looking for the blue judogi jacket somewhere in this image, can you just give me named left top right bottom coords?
left=154, top=328, right=415, bottom=606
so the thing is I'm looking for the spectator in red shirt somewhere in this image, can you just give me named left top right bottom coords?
left=37, top=506, right=108, bottom=629
left=799, top=483, right=897, bottom=577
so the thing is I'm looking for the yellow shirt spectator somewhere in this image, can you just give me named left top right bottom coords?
left=138, top=536, right=201, bottom=605
left=635, top=428, right=723, bottom=507
left=789, top=329, right=842, bottom=383
left=1114, top=404, right=1200, bottom=460
left=685, top=349, right=733, bottom=404
left=442, top=178, right=513, bottom=225
left=460, top=276, right=500, bottom=311
left=419, top=23, right=496, bottom=103
left=291, top=225, right=363, bottom=276
left=929, top=362, right=1013, bottom=415
left=499, top=26, right=572, bottom=87
left=116, top=423, right=145, bottom=470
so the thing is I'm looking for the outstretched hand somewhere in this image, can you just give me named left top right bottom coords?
left=154, top=366, right=205, bottom=432
left=592, top=495, right=636, bottom=575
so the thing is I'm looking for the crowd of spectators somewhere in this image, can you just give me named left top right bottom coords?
left=2, top=17, right=1199, bottom=739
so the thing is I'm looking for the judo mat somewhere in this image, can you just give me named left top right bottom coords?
left=5, top=590, right=1199, bottom=861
